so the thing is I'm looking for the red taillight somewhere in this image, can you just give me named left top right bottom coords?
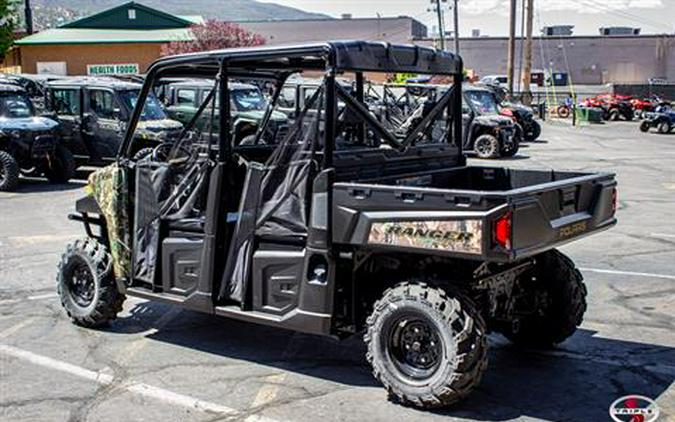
left=612, top=188, right=618, bottom=214
left=494, top=212, right=512, bottom=249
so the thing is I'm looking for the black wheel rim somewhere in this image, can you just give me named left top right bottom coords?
left=387, top=312, right=443, bottom=380
left=475, top=138, right=494, bottom=157
left=66, top=257, right=95, bottom=308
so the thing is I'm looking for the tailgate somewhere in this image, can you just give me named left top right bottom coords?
left=509, top=173, right=617, bottom=259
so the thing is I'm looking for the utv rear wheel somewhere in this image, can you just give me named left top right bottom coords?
left=608, top=109, right=620, bottom=121
left=57, top=238, right=125, bottom=328
left=639, top=121, right=651, bottom=132
left=474, top=134, right=500, bottom=159
left=0, top=150, right=19, bottom=192
left=500, top=249, right=587, bottom=347
left=45, top=145, right=75, bottom=183
left=501, top=136, right=520, bottom=157
left=525, top=120, right=541, bottom=142
left=658, top=121, right=671, bottom=134
left=365, top=282, right=488, bottom=409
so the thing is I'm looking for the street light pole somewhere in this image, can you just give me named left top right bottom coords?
left=506, top=0, right=517, bottom=95
left=522, top=0, right=534, bottom=105
left=453, top=0, right=459, bottom=54
left=25, top=0, right=34, bottom=35
left=430, top=0, right=446, bottom=51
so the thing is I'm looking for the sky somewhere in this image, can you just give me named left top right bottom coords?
left=265, top=0, right=675, bottom=36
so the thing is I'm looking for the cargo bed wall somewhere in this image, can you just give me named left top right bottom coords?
left=332, top=167, right=616, bottom=262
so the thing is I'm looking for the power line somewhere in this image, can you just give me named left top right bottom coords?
left=572, top=0, right=673, bottom=32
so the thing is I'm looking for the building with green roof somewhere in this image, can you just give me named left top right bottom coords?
left=14, top=2, right=198, bottom=75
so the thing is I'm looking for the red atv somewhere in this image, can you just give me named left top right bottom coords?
left=581, top=94, right=634, bottom=121
left=631, top=95, right=670, bottom=119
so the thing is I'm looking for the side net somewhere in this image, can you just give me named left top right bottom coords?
left=219, top=82, right=325, bottom=303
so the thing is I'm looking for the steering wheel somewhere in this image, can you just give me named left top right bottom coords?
left=151, top=142, right=192, bottom=165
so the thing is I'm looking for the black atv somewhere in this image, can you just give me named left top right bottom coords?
left=500, top=102, right=541, bottom=142
left=480, top=84, right=541, bottom=142
left=463, top=86, right=520, bottom=159
left=0, top=83, right=75, bottom=191
left=57, top=41, right=617, bottom=410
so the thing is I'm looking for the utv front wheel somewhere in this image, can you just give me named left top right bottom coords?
left=45, top=145, right=76, bottom=183
left=474, top=134, right=500, bottom=159
left=0, top=150, right=20, bottom=192
left=365, top=283, right=488, bottom=409
left=500, top=249, right=587, bottom=347
left=57, top=238, right=125, bottom=328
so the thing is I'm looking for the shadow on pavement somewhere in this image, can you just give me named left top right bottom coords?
left=438, top=329, right=674, bottom=421
left=13, top=177, right=87, bottom=193
left=113, top=302, right=674, bottom=418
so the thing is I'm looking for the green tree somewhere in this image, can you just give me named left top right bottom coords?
left=0, top=0, right=20, bottom=60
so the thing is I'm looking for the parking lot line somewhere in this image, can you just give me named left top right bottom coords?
left=0, top=343, right=253, bottom=417
left=651, top=233, right=675, bottom=239
left=0, top=317, right=35, bottom=340
left=251, top=373, right=287, bottom=409
left=0, top=292, right=57, bottom=306
left=580, top=267, right=675, bottom=281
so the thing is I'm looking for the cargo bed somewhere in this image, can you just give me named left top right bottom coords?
left=332, top=166, right=617, bottom=262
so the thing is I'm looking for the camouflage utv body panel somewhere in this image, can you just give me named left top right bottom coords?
left=368, top=220, right=483, bottom=254
left=86, top=164, right=131, bottom=278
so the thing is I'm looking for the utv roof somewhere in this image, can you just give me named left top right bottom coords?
left=47, top=77, right=142, bottom=90
left=0, top=83, right=26, bottom=93
left=168, top=80, right=257, bottom=91
left=149, top=41, right=462, bottom=77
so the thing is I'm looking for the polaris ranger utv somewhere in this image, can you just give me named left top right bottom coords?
left=0, top=83, right=75, bottom=191
left=57, top=42, right=617, bottom=409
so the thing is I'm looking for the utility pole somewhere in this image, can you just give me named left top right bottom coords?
left=452, top=0, right=459, bottom=54
left=429, top=0, right=446, bottom=51
left=506, top=0, right=517, bottom=95
left=522, top=0, right=534, bottom=105
left=25, top=0, right=34, bottom=35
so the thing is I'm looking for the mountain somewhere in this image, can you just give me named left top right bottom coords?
left=33, top=0, right=332, bottom=22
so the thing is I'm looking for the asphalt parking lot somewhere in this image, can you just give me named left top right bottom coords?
left=1, top=120, right=674, bottom=422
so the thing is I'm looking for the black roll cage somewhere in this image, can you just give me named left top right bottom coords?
left=119, top=41, right=464, bottom=165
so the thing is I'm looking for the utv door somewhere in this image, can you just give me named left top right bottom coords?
left=83, top=88, right=125, bottom=162
left=217, top=86, right=327, bottom=318
left=165, top=87, right=199, bottom=125
left=461, top=98, right=474, bottom=148
left=48, top=87, right=88, bottom=162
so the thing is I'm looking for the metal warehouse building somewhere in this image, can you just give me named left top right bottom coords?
left=237, top=15, right=427, bottom=45
left=6, top=0, right=675, bottom=85
left=416, top=34, right=674, bottom=85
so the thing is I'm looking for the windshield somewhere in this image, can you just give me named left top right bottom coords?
left=0, top=93, right=34, bottom=118
left=119, top=90, right=167, bottom=120
left=232, top=87, right=267, bottom=112
left=466, top=90, right=500, bottom=115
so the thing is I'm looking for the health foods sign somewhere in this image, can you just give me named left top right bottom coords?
left=87, top=63, right=139, bottom=76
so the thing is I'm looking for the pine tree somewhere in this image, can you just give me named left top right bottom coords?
left=0, top=0, right=20, bottom=60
